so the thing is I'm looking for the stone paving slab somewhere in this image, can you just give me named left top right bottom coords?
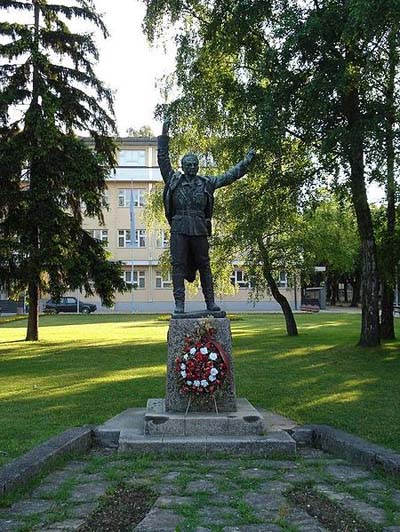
left=2, top=446, right=400, bottom=531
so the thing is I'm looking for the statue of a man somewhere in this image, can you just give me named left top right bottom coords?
left=158, top=119, right=256, bottom=314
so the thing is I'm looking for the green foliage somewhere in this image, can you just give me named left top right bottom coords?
left=126, top=125, right=154, bottom=137
left=0, top=0, right=128, bottom=335
left=142, top=0, right=400, bottom=345
left=143, top=1, right=318, bottom=327
left=303, top=191, right=361, bottom=278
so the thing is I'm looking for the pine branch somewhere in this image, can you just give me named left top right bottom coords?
left=40, top=30, right=99, bottom=63
left=0, top=38, right=32, bottom=60
left=43, top=4, right=108, bottom=38
left=48, top=64, right=113, bottom=106
left=0, top=1, right=33, bottom=11
left=0, top=22, right=31, bottom=39
left=52, top=90, right=115, bottom=134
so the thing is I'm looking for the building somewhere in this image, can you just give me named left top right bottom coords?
left=71, top=136, right=299, bottom=313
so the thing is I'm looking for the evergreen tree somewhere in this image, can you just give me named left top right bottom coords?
left=0, top=0, right=127, bottom=340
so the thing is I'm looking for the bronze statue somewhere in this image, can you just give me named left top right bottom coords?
left=158, top=119, right=256, bottom=314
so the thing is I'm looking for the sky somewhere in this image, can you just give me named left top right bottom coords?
left=93, top=0, right=175, bottom=137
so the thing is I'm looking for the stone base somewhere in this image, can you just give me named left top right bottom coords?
left=94, top=407, right=297, bottom=458
left=118, top=432, right=296, bottom=457
left=172, top=310, right=227, bottom=319
left=166, top=317, right=236, bottom=412
left=144, top=398, right=265, bottom=437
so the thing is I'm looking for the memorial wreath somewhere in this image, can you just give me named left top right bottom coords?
left=175, top=318, right=228, bottom=395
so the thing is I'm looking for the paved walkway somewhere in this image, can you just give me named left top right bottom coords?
left=1, top=447, right=400, bottom=531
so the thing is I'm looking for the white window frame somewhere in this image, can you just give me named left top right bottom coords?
left=155, top=271, right=172, bottom=289
left=230, top=269, right=250, bottom=289
left=118, top=229, right=146, bottom=248
left=118, top=188, right=146, bottom=207
left=156, top=229, right=169, bottom=248
left=119, top=150, right=146, bottom=167
left=88, top=229, right=108, bottom=244
left=123, top=270, right=146, bottom=289
left=277, top=271, right=288, bottom=288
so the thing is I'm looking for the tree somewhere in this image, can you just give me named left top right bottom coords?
left=0, top=0, right=127, bottom=340
left=303, top=192, right=361, bottom=306
left=377, top=25, right=400, bottom=340
left=126, top=125, right=154, bottom=137
left=142, top=0, right=400, bottom=346
left=216, top=175, right=306, bottom=336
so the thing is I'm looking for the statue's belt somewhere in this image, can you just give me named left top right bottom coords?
left=174, top=210, right=205, bottom=216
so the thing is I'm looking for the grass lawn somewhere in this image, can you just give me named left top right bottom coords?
left=1, top=313, right=400, bottom=466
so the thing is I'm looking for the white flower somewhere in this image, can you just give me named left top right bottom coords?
left=190, top=347, right=196, bottom=355
left=187, top=380, right=193, bottom=386
left=180, top=363, right=186, bottom=370
left=180, top=370, right=187, bottom=378
left=201, top=380, right=209, bottom=387
left=209, top=352, right=218, bottom=361
left=210, top=368, right=218, bottom=376
left=200, top=347, right=208, bottom=355
left=183, top=354, right=189, bottom=360
left=193, top=380, right=201, bottom=387
left=209, top=375, right=216, bottom=382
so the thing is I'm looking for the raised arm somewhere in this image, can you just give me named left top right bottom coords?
left=211, top=149, right=256, bottom=189
left=157, top=118, right=174, bottom=183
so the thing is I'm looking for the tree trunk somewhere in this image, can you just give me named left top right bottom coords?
left=267, top=269, right=298, bottom=335
left=350, top=270, right=361, bottom=307
left=326, top=282, right=332, bottom=305
left=381, top=282, right=395, bottom=339
left=380, top=27, right=397, bottom=341
left=25, top=1, right=41, bottom=342
left=343, top=280, right=348, bottom=303
left=26, top=282, right=39, bottom=341
left=258, top=239, right=298, bottom=336
left=330, top=278, right=337, bottom=306
left=343, top=74, right=380, bottom=346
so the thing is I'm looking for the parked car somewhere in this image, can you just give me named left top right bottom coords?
left=44, top=297, right=96, bottom=314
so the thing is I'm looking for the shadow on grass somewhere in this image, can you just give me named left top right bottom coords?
left=1, top=313, right=400, bottom=462
left=0, top=313, right=159, bottom=330
left=231, top=318, right=400, bottom=450
left=0, top=337, right=167, bottom=465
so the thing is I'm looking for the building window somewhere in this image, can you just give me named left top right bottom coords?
left=119, top=150, right=146, bottom=167
left=156, top=229, right=169, bottom=248
left=155, top=271, right=172, bottom=289
left=88, top=229, right=108, bottom=244
left=123, top=270, right=146, bottom=289
left=118, top=229, right=146, bottom=248
left=277, top=271, right=288, bottom=288
left=230, top=269, right=250, bottom=289
left=118, top=188, right=146, bottom=207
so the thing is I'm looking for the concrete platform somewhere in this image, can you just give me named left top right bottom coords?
left=144, top=398, right=265, bottom=436
left=93, top=403, right=297, bottom=457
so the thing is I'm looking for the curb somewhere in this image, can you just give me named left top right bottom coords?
left=0, top=426, right=93, bottom=498
left=292, top=425, right=400, bottom=478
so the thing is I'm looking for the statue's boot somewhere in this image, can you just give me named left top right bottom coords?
left=173, top=273, right=185, bottom=314
left=200, top=269, right=221, bottom=312
left=174, top=300, right=185, bottom=314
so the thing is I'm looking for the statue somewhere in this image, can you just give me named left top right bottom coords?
left=158, top=119, right=256, bottom=314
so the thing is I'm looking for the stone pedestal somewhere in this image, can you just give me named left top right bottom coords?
left=165, top=317, right=236, bottom=413
left=145, top=398, right=265, bottom=436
